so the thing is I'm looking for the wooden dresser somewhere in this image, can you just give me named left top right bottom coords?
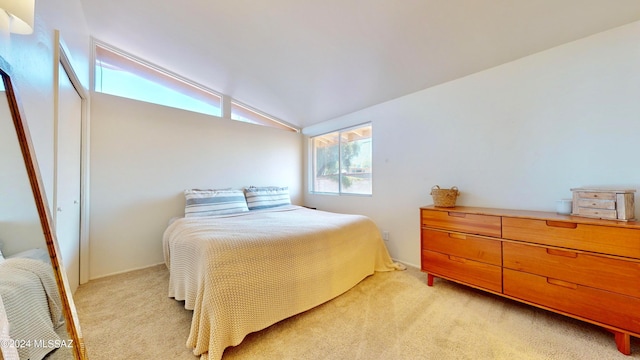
left=420, top=205, right=640, bottom=355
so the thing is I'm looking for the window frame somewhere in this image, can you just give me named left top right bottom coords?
left=310, top=123, right=372, bottom=196
left=230, top=100, right=298, bottom=132
left=92, top=40, right=300, bottom=133
left=94, top=41, right=223, bottom=117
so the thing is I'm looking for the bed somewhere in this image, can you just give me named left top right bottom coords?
left=0, top=249, right=65, bottom=360
left=163, top=203, right=403, bottom=360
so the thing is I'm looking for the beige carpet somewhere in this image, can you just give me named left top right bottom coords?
left=73, top=264, right=639, bottom=359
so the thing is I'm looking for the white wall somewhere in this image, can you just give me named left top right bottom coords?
left=304, top=21, right=640, bottom=268
left=89, top=93, right=303, bottom=278
left=0, top=89, right=44, bottom=255
left=0, top=2, right=89, bottom=253
left=0, top=0, right=90, bottom=207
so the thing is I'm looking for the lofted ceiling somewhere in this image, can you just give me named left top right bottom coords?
left=79, top=0, right=640, bottom=128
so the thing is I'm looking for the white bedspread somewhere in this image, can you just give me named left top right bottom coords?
left=0, top=258, right=64, bottom=360
left=163, top=205, right=402, bottom=360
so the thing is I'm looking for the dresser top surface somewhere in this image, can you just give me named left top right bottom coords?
left=421, top=205, right=640, bottom=229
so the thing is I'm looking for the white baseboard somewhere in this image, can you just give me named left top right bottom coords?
left=88, top=262, right=166, bottom=281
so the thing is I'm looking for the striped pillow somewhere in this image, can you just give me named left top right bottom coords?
left=244, top=186, right=291, bottom=210
left=184, top=189, right=249, bottom=217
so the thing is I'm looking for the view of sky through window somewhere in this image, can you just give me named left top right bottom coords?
left=95, top=64, right=222, bottom=117
left=93, top=43, right=297, bottom=132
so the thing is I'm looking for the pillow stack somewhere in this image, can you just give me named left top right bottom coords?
left=183, top=186, right=291, bottom=217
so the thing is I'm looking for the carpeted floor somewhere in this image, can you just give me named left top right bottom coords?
left=73, top=264, right=640, bottom=359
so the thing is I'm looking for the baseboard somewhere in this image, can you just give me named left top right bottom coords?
left=88, top=262, right=166, bottom=281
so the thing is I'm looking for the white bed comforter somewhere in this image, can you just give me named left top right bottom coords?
left=163, top=205, right=402, bottom=360
left=0, top=258, right=64, bottom=360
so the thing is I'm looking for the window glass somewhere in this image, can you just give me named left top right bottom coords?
left=94, top=44, right=222, bottom=117
left=231, top=101, right=297, bottom=132
left=312, top=124, right=372, bottom=195
left=313, top=132, right=340, bottom=193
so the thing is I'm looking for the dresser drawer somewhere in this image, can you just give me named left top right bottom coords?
left=574, top=207, right=617, bottom=220
left=504, top=269, right=640, bottom=333
left=574, top=191, right=617, bottom=201
left=503, top=242, right=640, bottom=298
left=502, top=217, right=640, bottom=259
left=422, top=249, right=502, bottom=292
left=422, top=229, right=501, bottom=266
left=576, top=198, right=616, bottom=209
left=421, top=209, right=501, bottom=237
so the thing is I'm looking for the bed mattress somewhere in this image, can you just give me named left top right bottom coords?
left=163, top=205, right=402, bottom=359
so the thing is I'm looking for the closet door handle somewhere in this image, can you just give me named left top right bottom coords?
left=545, top=220, right=577, bottom=229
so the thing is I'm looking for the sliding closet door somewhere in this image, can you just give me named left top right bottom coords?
left=56, top=61, right=82, bottom=293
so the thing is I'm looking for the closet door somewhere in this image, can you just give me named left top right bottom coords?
left=56, top=61, right=82, bottom=293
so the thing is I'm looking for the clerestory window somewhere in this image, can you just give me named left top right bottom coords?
left=231, top=101, right=297, bottom=132
left=94, top=43, right=222, bottom=117
left=93, top=42, right=298, bottom=132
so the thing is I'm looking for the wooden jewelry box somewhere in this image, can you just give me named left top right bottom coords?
left=571, top=187, right=636, bottom=221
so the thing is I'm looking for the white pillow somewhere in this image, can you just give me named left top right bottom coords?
left=244, top=186, right=291, bottom=210
left=184, top=189, right=249, bottom=217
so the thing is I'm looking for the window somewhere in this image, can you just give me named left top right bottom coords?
left=93, top=42, right=299, bottom=132
left=94, top=43, right=222, bottom=117
left=311, top=124, right=372, bottom=195
left=231, top=101, right=298, bottom=132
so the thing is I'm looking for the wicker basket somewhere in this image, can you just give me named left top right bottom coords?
left=430, top=185, right=459, bottom=208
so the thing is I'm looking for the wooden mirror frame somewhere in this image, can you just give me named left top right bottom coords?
left=0, top=56, right=87, bottom=359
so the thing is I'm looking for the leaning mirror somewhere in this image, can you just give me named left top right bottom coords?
left=0, top=56, right=86, bottom=359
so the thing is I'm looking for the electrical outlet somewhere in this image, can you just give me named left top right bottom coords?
left=382, top=231, right=390, bottom=241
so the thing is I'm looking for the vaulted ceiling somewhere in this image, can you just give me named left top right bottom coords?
left=79, top=0, right=640, bottom=128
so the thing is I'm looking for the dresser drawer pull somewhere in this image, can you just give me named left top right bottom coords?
left=547, top=278, right=578, bottom=290
left=448, top=255, right=467, bottom=263
left=545, top=220, right=577, bottom=229
left=546, top=248, right=578, bottom=258
left=448, top=212, right=466, bottom=218
left=448, top=233, right=467, bottom=240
